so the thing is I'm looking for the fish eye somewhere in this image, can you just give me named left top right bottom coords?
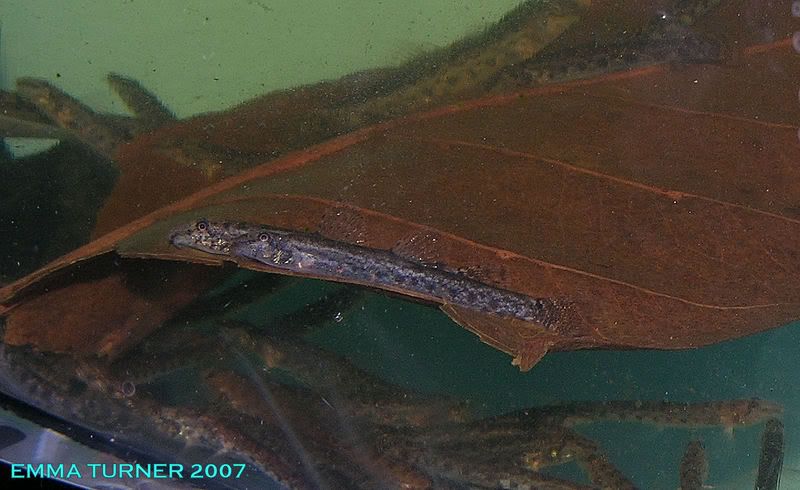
left=258, top=232, right=269, bottom=242
left=196, top=219, right=209, bottom=231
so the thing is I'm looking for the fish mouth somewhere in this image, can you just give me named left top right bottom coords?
left=168, top=226, right=194, bottom=249
left=168, top=223, right=232, bottom=256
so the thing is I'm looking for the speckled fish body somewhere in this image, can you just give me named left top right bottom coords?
left=235, top=226, right=563, bottom=326
left=679, top=440, right=707, bottom=490
left=171, top=220, right=561, bottom=327
left=491, top=2, right=722, bottom=89
left=755, top=419, right=784, bottom=490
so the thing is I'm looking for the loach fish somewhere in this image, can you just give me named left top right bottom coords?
left=755, top=418, right=784, bottom=490
left=679, top=440, right=708, bottom=490
left=170, top=219, right=564, bottom=328
left=489, top=1, right=722, bottom=90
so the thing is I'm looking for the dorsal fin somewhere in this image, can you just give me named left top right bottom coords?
left=392, top=231, right=444, bottom=268
left=454, top=263, right=507, bottom=285
left=317, top=206, right=368, bottom=245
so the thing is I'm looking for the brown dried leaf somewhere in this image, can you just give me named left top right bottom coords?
left=2, top=1, right=797, bottom=369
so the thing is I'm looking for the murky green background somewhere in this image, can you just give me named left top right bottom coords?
left=0, top=1, right=796, bottom=488
left=0, top=0, right=519, bottom=115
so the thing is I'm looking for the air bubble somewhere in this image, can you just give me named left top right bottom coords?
left=120, top=380, right=136, bottom=397
left=793, top=1, right=800, bottom=18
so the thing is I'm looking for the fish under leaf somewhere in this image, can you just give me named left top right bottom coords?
left=1, top=1, right=798, bottom=370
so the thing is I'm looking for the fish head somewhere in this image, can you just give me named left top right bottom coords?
left=169, top=219, right=252, bottom=256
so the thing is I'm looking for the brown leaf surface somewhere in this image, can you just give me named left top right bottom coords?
left=2, top=257, right=226, bottom=358
left=2, top=1, right=798, bottom=369
left=91, top=0, right=587, bottom=237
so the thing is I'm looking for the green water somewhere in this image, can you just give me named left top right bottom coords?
left=0, top=0, right=519, bottom=115
left=0, top=1, right=796, bottom=489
